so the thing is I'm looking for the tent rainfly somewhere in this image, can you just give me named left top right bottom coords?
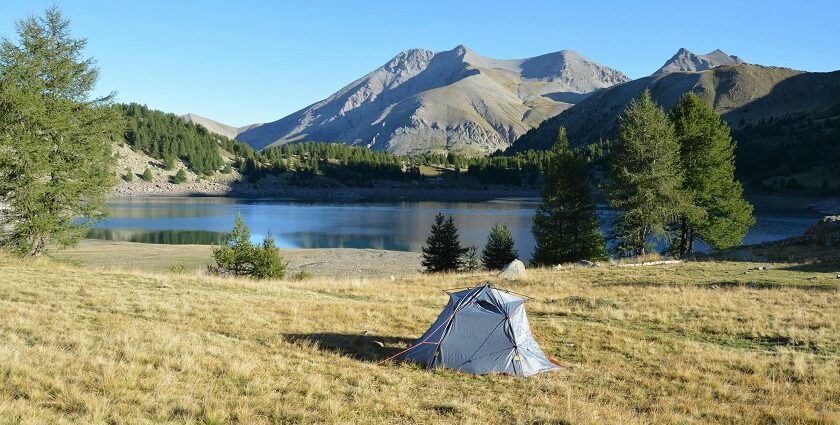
left=396, top=284, right=559, bottom=377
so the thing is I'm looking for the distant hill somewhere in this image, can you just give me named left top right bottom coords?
left=654, top=48, right=744, bottom=74
left=509, top=63, right=840, bottom=185
left=235, top=45, right=629, bottom=155
left=182, top=113, right=261, bottom=141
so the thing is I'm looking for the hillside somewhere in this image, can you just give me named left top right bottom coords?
left=0, top=255, right=837, bottom=423
left=654, top=48, right=744, bottom=74
left=182, top=113, right=262, bottom=141
left=235, top=45, right=629, bottom=155
left=510, top=64, right=840, bottom=186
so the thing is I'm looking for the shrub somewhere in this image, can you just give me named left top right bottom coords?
left=173, top=168, right=187, bottom=184
left=123, top=168, right=134, bottom=182
left=209, top=214, right=286, bottom=279
left=141, top=167, right=153, bottom=181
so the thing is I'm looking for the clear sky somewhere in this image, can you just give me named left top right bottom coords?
left=2, top=1, right=838, bottom=126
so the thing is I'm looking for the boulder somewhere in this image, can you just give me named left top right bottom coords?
left=498, top=259, right=527, bottom=281
left=577, top=260, right=595, bottom=267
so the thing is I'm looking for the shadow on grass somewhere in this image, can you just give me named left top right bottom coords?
left=284, top=332, right=415, bottom=362
left=778, top=261, right=840, bottom=273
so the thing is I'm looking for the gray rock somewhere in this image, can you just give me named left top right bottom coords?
left=577, top=260, right=595, bottom=267
left=498, top=259, right=527, bottom=281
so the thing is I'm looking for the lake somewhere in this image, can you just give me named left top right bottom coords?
left=89, top=197, right=824, bottom=258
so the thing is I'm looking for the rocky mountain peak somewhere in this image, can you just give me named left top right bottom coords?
left=655, top=48, right=745, bottom=74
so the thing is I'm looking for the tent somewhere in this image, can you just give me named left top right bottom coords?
left=396, top=284, right=559, bottom=377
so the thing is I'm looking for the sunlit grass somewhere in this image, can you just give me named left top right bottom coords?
left=0, top=255, right=838, bottom=423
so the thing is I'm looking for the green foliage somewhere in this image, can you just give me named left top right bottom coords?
left=120, top=103, right=254, bottom=176
left=209, top=214, right=286, bottom=279
left=123, top=168, right=134, bottom=182
left=141, top=167, right=153, bottom=182
left=421, top=213, right=468, bottom=273
left=481, top=224, right=519, bottom=270
left=0, top=7, right=123, bottom=256
left=531, top=129, right=606, bottom=265
left=222, top=164, right=232, bottom=174
left=172, top=168, right=187, bottom=184
left=670, top=93, right=755, bottom=255
left=606, top=90, right=686, bottom=257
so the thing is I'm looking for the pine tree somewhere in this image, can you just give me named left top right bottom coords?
left=606, top=90, right=686, bottom=257
left=421, top=213, right=468, bottom=272
left=141, top=167, right=154, bottom=182
left=481, top=223, right=519, bottom=270
left=0, top=8, right=123, bottom=256
left=531, top=128, right=606, bottom=265
left=670, top=92, right=754, bottom=255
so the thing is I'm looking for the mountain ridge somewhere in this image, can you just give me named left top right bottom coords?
left=234, top=45, right=629, bottom=155
left=655, top=48, right=745, bottom=74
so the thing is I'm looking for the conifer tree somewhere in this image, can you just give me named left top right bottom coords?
left=531, top=128, right=606, bottom=265
left=606, top=90, right=686, bottom=257
left=670, top=92, right=754, bottom=255
left=481, top=223, right=519, bottom=270
left=0, top=8, right=123, bottom=256
left=421, top=213, right=468, bottom=272
left=209, top=214, right=286, bottom=279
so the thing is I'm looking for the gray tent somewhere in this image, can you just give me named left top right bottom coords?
left=399, top=284, right=559, bottom=377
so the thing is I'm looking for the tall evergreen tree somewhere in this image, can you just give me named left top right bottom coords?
left=531, top=128, right=606, bottom=265
left=421, top=213, right=468, bottom=272
left=481, top=223, right=519, bottom=270
left=670, top=92, right=754, bottom=255
left=0, top=8, right=123, bottom=256
left=606, top=90, right=686, bottom=257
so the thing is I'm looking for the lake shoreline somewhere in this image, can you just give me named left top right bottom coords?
left=57, top=239, right=424, bottom=279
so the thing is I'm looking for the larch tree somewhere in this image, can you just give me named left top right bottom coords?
left=606, top=90, right=686, bottom=257
left=670, top=92, right=754, bottom=256
left=531, top=128, right=606, bottom=265
left=0, top=7, right=123, bottom=256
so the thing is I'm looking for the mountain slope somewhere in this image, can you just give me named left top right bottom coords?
left=510, top=64, right=840, bottom=183
left=236, top=45, right=629, bottom=155
left=182, top=113, right=262, bottom=140
left=655, top=48, right=745, bottom=74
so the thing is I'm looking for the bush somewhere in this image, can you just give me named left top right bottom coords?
left=209, top=214, right=286, bottom=279
left=140, top=167, right=153, bottom=181
left=173, top=168, right=187, bottom=184
left=123, top=168, right=134, bottom=182
left=222, top=164, right=233, bottom=174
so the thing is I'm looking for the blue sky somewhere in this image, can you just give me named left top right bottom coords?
left=2, top=1, right=838, bottom=126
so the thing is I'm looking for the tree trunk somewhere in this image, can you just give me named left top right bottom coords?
left=29, top=235, right=46, bottom=257
left=677, top=218, right=690, bottom=258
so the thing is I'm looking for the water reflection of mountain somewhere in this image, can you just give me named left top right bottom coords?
left=87, top=228, right=228, bottom=245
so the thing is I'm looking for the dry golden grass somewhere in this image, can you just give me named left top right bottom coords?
left=0, top=255, right=838, bottom=424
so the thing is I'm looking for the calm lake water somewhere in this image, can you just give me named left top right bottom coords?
left=89, top=197, right=824, bottom=258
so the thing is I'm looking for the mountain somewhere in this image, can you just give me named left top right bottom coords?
left=182, top=113, right=261, bottom=140
left=235, top=45, right=629, bottom=155
left=655, top=48, right=745, bottom=74
left=509, top=63, right=840, bottom=184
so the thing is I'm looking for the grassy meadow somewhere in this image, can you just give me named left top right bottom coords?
left=0, top=254, right=838, bottom=424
